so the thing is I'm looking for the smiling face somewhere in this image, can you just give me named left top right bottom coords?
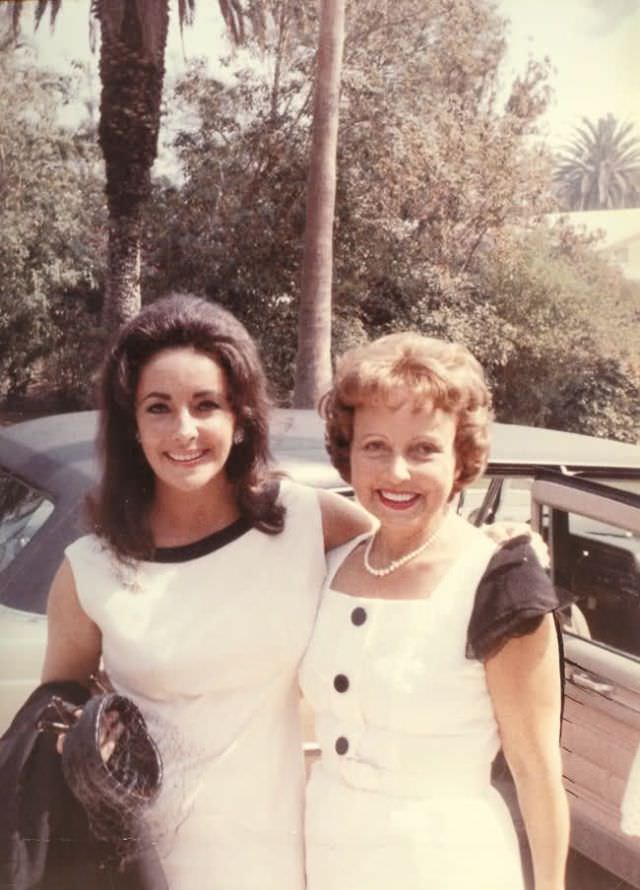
left=135, top=346, right=237, bottom=501
left=350, top=391, right=459, bottom=538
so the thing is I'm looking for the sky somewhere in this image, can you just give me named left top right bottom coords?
left=15, top=0, right=640, bottom=151
left=497, top=0, right=640, bottom=146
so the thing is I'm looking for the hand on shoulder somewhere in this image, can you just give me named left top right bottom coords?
left=481, top=521, right=549, bottom=569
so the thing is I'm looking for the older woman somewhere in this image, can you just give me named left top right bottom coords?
left=300, top=333, right=569, bottom=890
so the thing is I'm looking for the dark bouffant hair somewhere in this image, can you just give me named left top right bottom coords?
left=321, top=332, right=493, bottom=494
left=88, top=293, right=284, bottom=560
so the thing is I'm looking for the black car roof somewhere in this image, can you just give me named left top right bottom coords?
left=0, top=409, right=638, bottom=615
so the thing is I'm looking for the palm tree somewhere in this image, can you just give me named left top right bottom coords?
left=554, top=114, right=640, bottom=211
left=292, top=0, right=345, bottom=407
left=10, top=0, right=263, bottom=336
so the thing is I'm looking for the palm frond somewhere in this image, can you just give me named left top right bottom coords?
left=34, top=0, right=63, bottom=31
left=554, top=113, right=640, bottom=210
left=217, top=0, right=266, bottom=46
left=34, top=0, right=49, bottom=30
left=5, top=0, right=58, bottom=33
left=178, top=0, right=196, bottom=29
left=9, top=1, right=23, bottom=33
left=89, top=2, right=99, bottom=53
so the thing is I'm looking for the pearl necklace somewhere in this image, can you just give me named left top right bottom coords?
left=363, top=517, right=447, bottom=578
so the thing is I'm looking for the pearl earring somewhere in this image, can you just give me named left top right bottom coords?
left=233, top=429, right=244, bottom=445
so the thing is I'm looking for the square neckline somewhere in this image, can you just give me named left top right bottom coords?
left=326, top=526, right=495, bottom=604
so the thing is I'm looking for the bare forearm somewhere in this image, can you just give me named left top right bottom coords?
left=513, top=761, right=569, bottom=890
left=486, top=618, right=568, bottom=889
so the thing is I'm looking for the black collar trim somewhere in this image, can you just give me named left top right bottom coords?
left=151, top=516, right=252, bottom=563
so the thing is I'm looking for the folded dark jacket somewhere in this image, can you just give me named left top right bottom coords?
left=0, top=681, right=167, bottom=890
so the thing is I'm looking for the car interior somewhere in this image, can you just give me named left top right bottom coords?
left=553, top=507, right=640, bottom=659
left=0, top=471, right=53, bottom=576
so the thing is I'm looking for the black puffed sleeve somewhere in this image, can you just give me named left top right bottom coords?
left=466, top=535, right=569, bottom=661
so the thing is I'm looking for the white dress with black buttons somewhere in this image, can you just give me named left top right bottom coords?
left=65, top=480, right=325, bottom=890
left=300, top=526, right=560, bottom=890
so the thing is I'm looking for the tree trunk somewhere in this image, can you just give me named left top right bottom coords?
left=103, top=209, right=143, bottom=333
left=292, top=0, right=346, bottom=408
left=96, top=0, right=169, bottom=336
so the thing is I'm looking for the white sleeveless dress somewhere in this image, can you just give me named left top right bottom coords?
left=300, top=526, right=526, bottom=890
left=65, top=480, right=325, bottom=890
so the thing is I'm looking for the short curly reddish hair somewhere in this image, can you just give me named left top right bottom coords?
left=320, top=332, right=493, bottom=492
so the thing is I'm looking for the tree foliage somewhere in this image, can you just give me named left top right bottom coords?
left=0, top=47, right=106, bottom=404
left=146, top=0, right=554, bottom=377
left=2, top=0, right=638, bottom=441
left=476, top=223, right=640, bottom=441
left=7, top=0, right=269, bottom=337
left=554, top=115, right=640, bottom=211
left=141, top=0, right=639, bottom=439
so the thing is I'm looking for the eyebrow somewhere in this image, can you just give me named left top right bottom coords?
left=140, top=391, right=171, bottom=402
left=139, top=389, right=225, bottom=403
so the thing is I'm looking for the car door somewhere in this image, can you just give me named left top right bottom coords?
left=531, top=472, right=640, bottom=888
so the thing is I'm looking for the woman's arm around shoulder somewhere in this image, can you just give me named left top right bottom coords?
left=41, top=558, right=102, bottom=685
left=485, top=614, right=568, bottom=890
left=316, top=490, right=374, bottom=552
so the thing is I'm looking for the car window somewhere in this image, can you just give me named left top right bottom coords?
left=462, top=473, right=640, bottom=528
left=0, top=471, right=54, bottom=574
left=553, top=507, right=640, bottom=660
left=454, top=479, right=490, bottom=521
left=457, top=477, right=534, bottom=526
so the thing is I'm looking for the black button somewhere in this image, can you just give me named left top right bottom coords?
left=351, top=607, right=367, bottom=626
left=333, top=673, right=349, bottom=693
left=335, top=736, right=349, bottom=755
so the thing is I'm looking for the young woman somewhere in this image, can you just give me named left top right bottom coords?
left=41, top=293, right=369, bottom=890
left=300, top=333, right=569, bottom=890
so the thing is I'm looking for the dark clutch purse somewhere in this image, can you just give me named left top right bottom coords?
left=59, top=693, right=163, bottom=863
